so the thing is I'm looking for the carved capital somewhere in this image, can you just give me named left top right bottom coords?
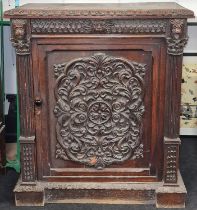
left=166, top=19, right=187, bottom=56
left=166, top=35, right=188, bottom=56
left=11, top=19, right=30, bottom=55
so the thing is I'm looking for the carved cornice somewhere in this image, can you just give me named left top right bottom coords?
left=4, top=6, right=194, bottom=19
left=11, top=19, right=30, bottom=55
left=166, top=19, right=187, bottom=56
left=31, top=19, right=167, bottom=34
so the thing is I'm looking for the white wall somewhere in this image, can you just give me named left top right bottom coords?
left=3, top=27, right=17, bottom=114
left=3, top=27, right=16, bottom=95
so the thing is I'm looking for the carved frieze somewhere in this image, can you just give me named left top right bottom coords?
left=54, top=53, right=146, bottom=169
left=31, top=19, right=167, bottom=34
left=11, top=19, right=30, bottom=55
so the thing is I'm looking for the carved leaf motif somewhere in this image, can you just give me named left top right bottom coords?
left=54, top=53, right=146, bottom=169
left=31, top=19, right=167, bottom=35
left=166, top=36, right=188, bottom=55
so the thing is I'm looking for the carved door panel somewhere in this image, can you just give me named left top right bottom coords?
left=33, top=37, right=166, bottom=182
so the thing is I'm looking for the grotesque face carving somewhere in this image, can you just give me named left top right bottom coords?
left=12, top=20, right=26, bottom=41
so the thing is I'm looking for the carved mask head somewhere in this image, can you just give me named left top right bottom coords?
left=12, top=20, right=26, bottom=40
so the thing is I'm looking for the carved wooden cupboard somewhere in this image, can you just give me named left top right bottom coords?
left=4, top=3, right=194, bottom=208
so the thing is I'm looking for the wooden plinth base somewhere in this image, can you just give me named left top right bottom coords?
left=14, top=172, right=186, bottom=208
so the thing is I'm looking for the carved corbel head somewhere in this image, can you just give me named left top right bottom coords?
left=167, top=19, right=188, bottom=56
left=11, top=19, right=30, bottom=55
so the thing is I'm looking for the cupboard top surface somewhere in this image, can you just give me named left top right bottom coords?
left=4, top=2, right=194, bottom=19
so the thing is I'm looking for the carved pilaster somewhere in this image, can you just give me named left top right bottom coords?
left=164, top=137, right=180, bottom=184
left=164, top=19, right=187, bottom=185
left=165, top=19, right=187, bottom=138
left=12, top=19, right=35, bottom=182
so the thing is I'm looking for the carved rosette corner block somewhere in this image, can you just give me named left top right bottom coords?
left=54, top=53, right=146, bottom=169
left=166, top=19, right=187, bottom=56
left=164, top=137, right=180, bottom=184
left=11, top=19, right=30, bottom=55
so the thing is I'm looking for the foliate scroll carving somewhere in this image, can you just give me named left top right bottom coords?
left=31, top=19, right=167, bottom=34
left=56, top=143, right=69, bottom=161
left=11, top=19, right=30, bottom=55
left=167, top=19, right=187, bottom=56
left=132, top=144, right=144, bottom=160
left=54, top=53, right=146, bottom=169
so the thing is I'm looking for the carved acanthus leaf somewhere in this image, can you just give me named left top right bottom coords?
left=166, top=36, right=188, bottom=56
left=56, top=143, right=69, bottom=161
left=131, top=144, right=144, bottom=160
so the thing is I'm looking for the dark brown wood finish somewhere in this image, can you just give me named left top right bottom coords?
left=4, top=2, right=194, bottom=208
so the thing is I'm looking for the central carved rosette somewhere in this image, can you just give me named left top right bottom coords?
left=89, top=102, right=111, bottom=125
left=54, top=53, right=146, bottom=169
